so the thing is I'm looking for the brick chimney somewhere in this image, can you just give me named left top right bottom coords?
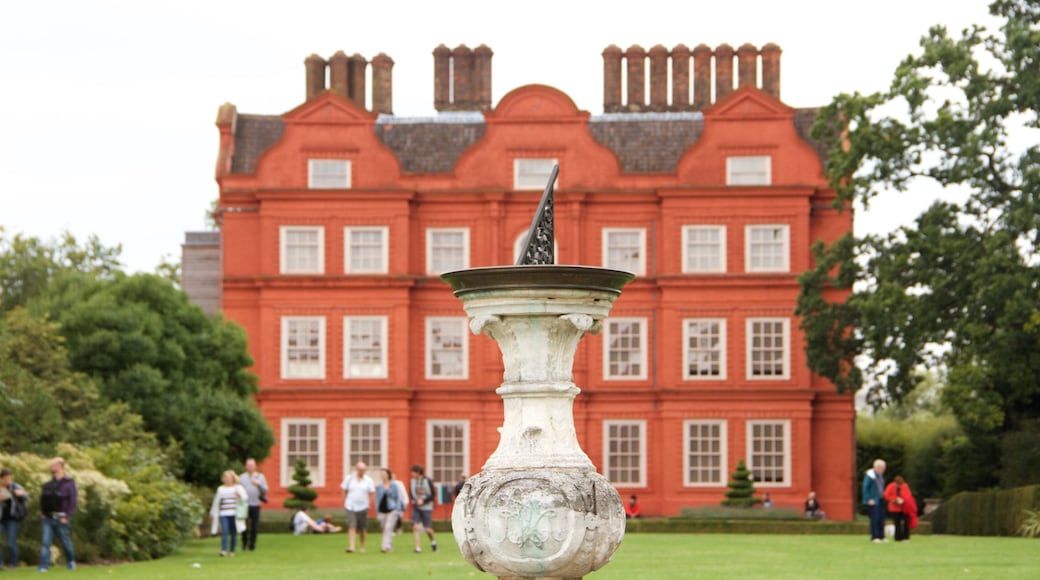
left=692, top=44, right=712, bottom=110
left=453, top=45, right=475, bottom=109
left=433, top=44, right=451, bottom=111
left=304, top=54, right=326, bottom=100
left=737, top=43, right=758, bottom=89
left=714, top=43, right=735, bottom=102
left=371, top=53, right=394, bottom=114
left=761, top=43, right=782, bottom=99
left=347, top=53, right=367, bottom=108
left=474, top=44, right=493, bottom=110
left=602, top=45, right=623, bottom=113
left=649, top=44, right=669, bottom=112
left=671, top=44, right=691, bottom=112
left=625, top=45, right=646, bottom=112
left=329, top=51, right=350, bottom=100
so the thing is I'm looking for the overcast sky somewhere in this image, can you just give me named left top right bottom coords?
left=0, top=0, right=996, bottom=274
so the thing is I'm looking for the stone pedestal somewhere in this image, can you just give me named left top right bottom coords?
left=442, top=266, right=633, bottom=580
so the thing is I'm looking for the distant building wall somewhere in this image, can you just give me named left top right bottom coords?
left=181, top=231, right=221, bottom=315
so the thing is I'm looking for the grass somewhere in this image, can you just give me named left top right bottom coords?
left=7, top=532, right=1038, bottom=578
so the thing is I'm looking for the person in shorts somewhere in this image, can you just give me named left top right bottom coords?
left=341, top=462, right=376, bottom=553
left=409, top=464, right=438, bottom=553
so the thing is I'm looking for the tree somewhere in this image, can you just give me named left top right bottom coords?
left=721, top=459, right=762, bottom=508
left=797, top=0, right=1040, bottom=492
left=284, top=458, right=317, bottom=510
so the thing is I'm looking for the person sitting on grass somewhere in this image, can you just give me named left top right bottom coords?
left=804, top=491, right=826, bottom=520
left=293, top=507, right=342, bottom=535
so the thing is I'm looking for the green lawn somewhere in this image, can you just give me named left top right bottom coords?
left=9, top=532, right=1038, bottom=578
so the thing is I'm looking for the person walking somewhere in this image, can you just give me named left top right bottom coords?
left=862, top=458, right=887, bottom=543
left=375, top=468, right=405, bottom=553
left=238, top=458, right=268, bottom=551
left=210, top=470, right=248, bottom=557
left=884, top=475, right=919, bottom=542
left=341, top=461, right=376, bottom=553
left=409, top=464, right=438, bottom=553
left=38, top=457, right=78, bottom=572
left=0, top=468, right=28, bottom=570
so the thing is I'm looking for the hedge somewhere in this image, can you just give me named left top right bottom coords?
left=927, top=484, right=1040, bottom=536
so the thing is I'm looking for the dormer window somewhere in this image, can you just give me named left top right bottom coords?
left=514, top=158, right=558, bottom=190
left=308, top=159, right=351, bottom=189
left=726, top=156, right=770, bottom=185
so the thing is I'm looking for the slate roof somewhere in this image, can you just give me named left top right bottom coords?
left=229, top=109, right=827, bottom=176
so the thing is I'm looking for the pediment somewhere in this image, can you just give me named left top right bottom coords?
left=492, top=85, right=585, bottom=120
left=703, top=86, right=792, bottom=120
left=284, top=91, right=377, bottom=124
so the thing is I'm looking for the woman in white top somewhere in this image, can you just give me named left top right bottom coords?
left=209, top=470, right=247, bottom=557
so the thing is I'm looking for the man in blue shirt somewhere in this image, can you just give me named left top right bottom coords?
left=862, top=458, right=887, bottom=543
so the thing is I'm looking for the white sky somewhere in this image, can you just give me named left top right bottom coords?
left=0, top=0, right=997, bottom=274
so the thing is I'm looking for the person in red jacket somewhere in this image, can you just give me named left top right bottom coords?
left=883, top=475, right=918, bottom=542
left=624, top=495, right=641, bottom=519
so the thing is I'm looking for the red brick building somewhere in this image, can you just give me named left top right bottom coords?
left=210, top=43, right=855, bottom=519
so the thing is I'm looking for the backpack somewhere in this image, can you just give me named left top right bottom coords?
left=40, top=479, right=63, bottom=514
left=424, top=477, right=437, bottom=507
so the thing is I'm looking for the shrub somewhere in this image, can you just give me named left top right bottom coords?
left=721, top=459, right=762, bottom=508
left=284, top=458, right=317, bottom=510
left=928, top=484, right=1040, bottom=536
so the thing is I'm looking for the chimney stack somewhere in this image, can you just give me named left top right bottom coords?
left=304, top=54, right=327, bottom=100
left=371, top=53, right=394, bottom=114
left=602, top=45, right=623, bottom=113
left=737, top=43, right=758, bottom=89
left=761, top=43, right=782, bottom=99
left=452, top=45, right=475, bottom=109
left=347, top=53, right=367, bottom=108
left=671, top=44, right=691, bottom=112
left=649, top=44, right=669, bottom=112
left=474, top=44, right=493, bottom=110
left=433, top=44, right=451, bottom=111
left=328, top=51, right=350, bottom=100
left=714, top=43, right=735, bottom=102
left=433, top=44, right=493, bottom=112
left=624, top=45, right=646, bottom=111
left=692, top=44, right=712, bottom=110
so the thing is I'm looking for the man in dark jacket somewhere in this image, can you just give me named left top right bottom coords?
left=38, top=457, right=77, bottom=572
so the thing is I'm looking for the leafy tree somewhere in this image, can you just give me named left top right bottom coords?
left=285, top=458, right=317, bottom=510
left=721, top=459, right=762, bottom=508
left=797, top=0, right=1040, bottom=492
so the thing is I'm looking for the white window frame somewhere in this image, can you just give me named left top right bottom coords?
left=682, top=225, right=727, bottom=273
left=279, top=226, right=324, bottom=275
left=281, top=418, right=326, bottom=487
left=745, top=224, right=790, bottom=273
left=343, top=418, right=388, bottom=480
left=603, top=318, right=648, bottom=381
left=281, top=316, right=325, bottom=379
left=344, top=226, right=389, bottom=274
left=426, top=419, right=470, bottom=485
left=683, top=318, right=727, bottom=380
left=683, top=419, right=728, bottom=487
left=602, top=419, right=647, bottom=487
left=425, top=317, right=469, bottom=380
left=426, top=227, right=470, bottom=275
left=726, top=155, right=771, bottom=185
left=746, top=318, right=790, bottom=380
left=602, top=228, right=646, bottom=275
left=343, top=316, right=388, bottom=379
left=308, top=159, right=352, bottom=189
left=746, top=419, right=791, bottom=487
left=514, top=157, right=559, bottom=190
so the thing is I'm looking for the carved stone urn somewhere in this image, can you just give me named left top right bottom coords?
left=442, top=265, right=633, bottom=580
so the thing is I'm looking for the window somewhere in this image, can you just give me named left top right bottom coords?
left=427, top=420, right=469, bottom=485
left=684, top=420, right=727, bottom=486
left=281, top=316, right=325, bottom=379
left=683, top=319, right=726, bottom=380
left=747, top=420, right=790, bottom=486
left=344, top=226, right=388, bottom=274
left=747, top=318, right=790, bottom=379
left=726, top=155, right=771, bottom=185
left=602, top=228, right=646, bottom=275
left=746, top=225, right=789, bottom=272
left=344, top=419, right=387, bottom=480
left=344, top=316, right=387, bottom=379
left=281, top=419, right=325, bottom=486
left=603, top=420, right=646, bottom=486
left=514, top=158, right=558, bottom=190
left=603, top=318, right=648, bottom=380
left=426, top=228, right=470, bottom=274
left=682, top=226, right=726, bottom=273
left=279, top=226, right=324, bottom=274
left=425, top=317, right=468, bottom=379
left=308, top=159, right=351, bottom=189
